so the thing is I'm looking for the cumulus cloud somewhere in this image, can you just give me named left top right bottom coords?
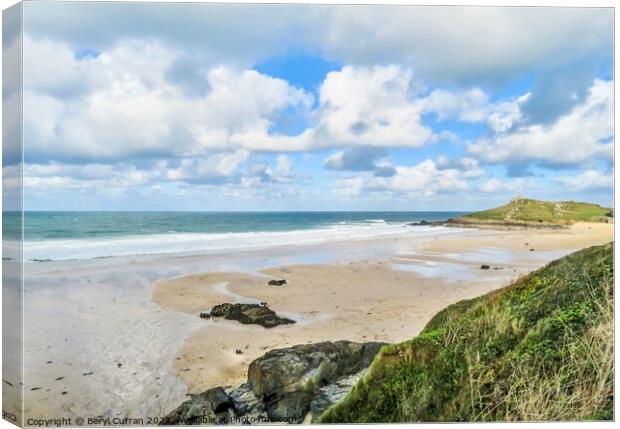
left=24, top=3, right=612, bottom=86
left=165, top=150, right=250, bottom=184
left=330, top=159, right=472, bottom=198
left=369, top=160, right=468, bottom=196
left=556, top=169, right=613, bottom=191
left=324, top=147, right=388, bottom=172
left=330, top=156, right=487, bottom=199
left=275, top=155, right=293, bottom=177
left=313, top=65, right=432, bottom=148
left=469, top=79, right=613, bottom=166
left=22, top=36, right=315, bottom=162
left=23, top=36, right=475, bottom=163
left=331, top=177, right=365, bottom=198
left=435, top=156, right=484, bottom=178
left=478, top=177, right=537, bottom=194
left=15, top=4, right=614, bottom=208
left=423, top=89, right=530, bottom=133
left=24, top=36, right=451, bottom=164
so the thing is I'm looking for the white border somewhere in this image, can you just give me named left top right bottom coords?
left=0, top=1, right=616, bottom=429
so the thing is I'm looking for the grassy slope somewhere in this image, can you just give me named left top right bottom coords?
left=456, top=198, right=611, bottom=224
left=319, top=243, right=614, bottom=422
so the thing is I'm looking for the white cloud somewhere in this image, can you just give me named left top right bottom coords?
left=368, top=159, right=469, bottom=196
left=469, top=79, right=613, bottom=166
left=556, top=169, right=613, bottom=191
left=331, top=177, right=365, bottom=198
left=435, top=156, right=484, bottom=178
left=23, top=36, right=315, bottom=160
left=478, top=177, right=536, bottom=194
left=423, top=88, right=530, bottom=133
left=165, top=150, right=250, bottom=182
left=24, top=37, right=483, bottom=160
left=313, top=65, right=432, bottom=148
left=275, top=155, right=293, bottom=176
left=26, top=4, right=611, bottom=84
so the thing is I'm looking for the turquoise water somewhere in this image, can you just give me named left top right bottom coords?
left=13, top=211, right=464, bottom=240
left=3, top=211, right=467, bottom=261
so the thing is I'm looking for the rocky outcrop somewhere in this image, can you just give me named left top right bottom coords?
left=248, top=341, right=385, bottom=422
left=406, top=220, right=444, bottom=227
left=159, top=387, right=233, bottom=425
left=161, top=340, right=385, bottom=425
left=208, top=303, right=296, bottom=328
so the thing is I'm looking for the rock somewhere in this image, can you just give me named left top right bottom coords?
left=480, top=265, right=490, bottom=270
left=209, top=303, right=295, bottom=328
left=160, top=387, right=235, bottom=425
left=267, top=279, right=287, bottom=286
left=226, top=383, right=266, bottom=418
left=309, top=373, right=364, bottom=422
left=407, top=220, right=429, bottom=226
left=199, top=312, right=211, bottom=319
left=530, top=248, right=535, bottom=252
left=235, top=349, right=243, bottom=355
left=205, top=387, right=234, bottom=415
left=160, top=389, right=217, bottom=425
left=161, top=340, right=385, bottom=425
left=247, top=340, right=385, bottom=422
left=407, top=220, right=444, bottom=227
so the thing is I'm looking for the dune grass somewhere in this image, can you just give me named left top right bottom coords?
left=319, top=243, right=614, bottom=422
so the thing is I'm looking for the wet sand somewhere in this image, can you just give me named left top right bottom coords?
left=12, top=222, right=611, bottom=422
left=153, top=222, right=613, bottom=394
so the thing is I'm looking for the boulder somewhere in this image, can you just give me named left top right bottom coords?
left=160, top=388, right=224, bottom=425
left=209, top=303, right=295, bottom=328
left=161, top=340, right=385, bottom=425
left=480, top=265, right=490, bottom=270
left=267, top=279, right=287, bottom=286
left=247, top=340, right=385, bottom=422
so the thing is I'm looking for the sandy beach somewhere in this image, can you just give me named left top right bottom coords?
left=153, top=222, right=613, bottom=395
left=10, top=221, right=611, bottom=423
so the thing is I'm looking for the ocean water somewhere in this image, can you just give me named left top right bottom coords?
left=4, top=211, right=466, bottom=262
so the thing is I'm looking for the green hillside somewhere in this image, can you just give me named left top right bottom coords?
left=454, top=198, right=611, bottom=225
left=319, top=243, right=613, bottom=422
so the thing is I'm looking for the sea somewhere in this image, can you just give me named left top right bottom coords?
left=3, top=211, right=467, bottom=262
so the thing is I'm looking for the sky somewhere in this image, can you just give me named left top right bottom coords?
left=3, top=2, right=614, bottom=211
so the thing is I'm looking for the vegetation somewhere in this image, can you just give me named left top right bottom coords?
left=454, top=198, right=612, bottom=225
left=319, top=243, right=614, bottom=422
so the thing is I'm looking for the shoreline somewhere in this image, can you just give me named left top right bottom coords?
left=153, top=222, right=613, bottom=395
left=15, top=222, right=612, bottom=421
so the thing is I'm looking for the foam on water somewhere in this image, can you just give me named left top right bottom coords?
left=24, top=224, right=459, bottom=262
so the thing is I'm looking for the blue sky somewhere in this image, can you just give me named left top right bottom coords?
left=3, top=2, right=614, bottom=211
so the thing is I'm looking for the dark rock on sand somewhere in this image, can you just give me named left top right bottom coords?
left=161, top=340, right=385, bottom=425
left=160, top=387, right=229, bottom=425
left=267, top=279, right=287, bottom=286
left=407, top=220, right=433, bottom=226
left=209, top=303, right=295, bottom=328
left=248, top=340, right=385, bottom=422
left=199, top=312, right=211, bottom=319
left=480, top=265, right=490, bottom=270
